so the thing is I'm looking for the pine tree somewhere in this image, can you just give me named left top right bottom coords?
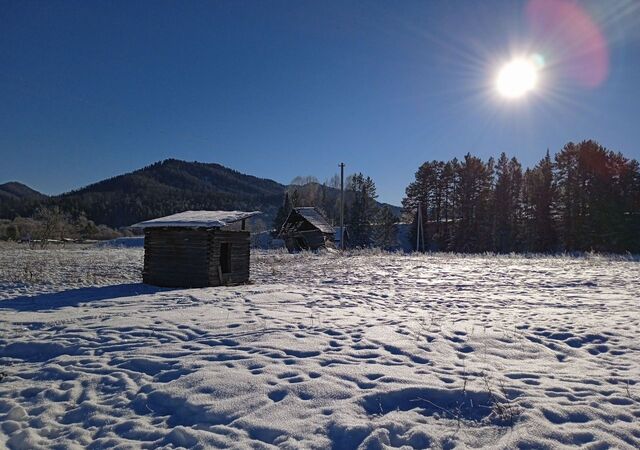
left=524, top=150, right=556, bottom=252
left=442, top=159, right=459, bottom=251
left=272, top=192, right=292, bottom=236
left=348, top=173, right=379, bottom=247
left=493, top=153, right=512, bottom=252
left=509, top=157, right=524, bottom=251
left=373, top=206, right=398, bottom=249
left=402, top=161, right=439, bottom=250
left=454, top=154, right=494, bottom=252
left=290, top=189, right=299, bottom=208
left=493, top=154, right=524, bottom=252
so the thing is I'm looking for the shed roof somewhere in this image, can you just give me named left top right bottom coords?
left=291, top=207, right=334, bottom=234
left=131, top=210, right=261, bottom=229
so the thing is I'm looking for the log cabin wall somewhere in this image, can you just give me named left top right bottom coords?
left=143, top=228, right=211, bottom=287
left=208, top=229, right=251, bottom=286
left=143, top=228, right=251, bottom=287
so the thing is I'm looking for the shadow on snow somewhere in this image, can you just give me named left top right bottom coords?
left=0, top=283, right=169, bottom=312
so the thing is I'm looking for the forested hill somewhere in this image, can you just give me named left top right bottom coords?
left=55, top=159, right=286, bottom=228
left=0, top=182, right=48, bottom=219
left=0, top=182, right=47, bottom=201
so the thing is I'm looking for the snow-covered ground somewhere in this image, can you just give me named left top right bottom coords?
left=0, top=246, right=639, bottom=449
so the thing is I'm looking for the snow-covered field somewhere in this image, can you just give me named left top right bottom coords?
left=1, top=246, right=639, bottom=449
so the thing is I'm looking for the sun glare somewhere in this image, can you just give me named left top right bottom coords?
left=496, top=57, right=538, bottom=99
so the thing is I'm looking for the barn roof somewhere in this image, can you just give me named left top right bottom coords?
left=291, top=207, right=334, bottom=234
left=131, top=210, right=261, bottom=229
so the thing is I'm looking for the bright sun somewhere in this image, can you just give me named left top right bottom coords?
left=496, top=57, right=538, bottom=99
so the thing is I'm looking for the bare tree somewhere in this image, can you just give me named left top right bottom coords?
left=34, top=206, right=68, bottom=248
left=290, top=175, right=319, bottom=186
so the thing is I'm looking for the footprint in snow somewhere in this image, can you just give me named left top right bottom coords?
left=457, top=345, right=474, bottom=354
left=268, top=390, right=287, bottom=402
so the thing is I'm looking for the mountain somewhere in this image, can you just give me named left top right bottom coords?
left=0, top=182, right=48, bottom=219
left=55, top=159, right=285, bottom=228
left=0, top=182, right=46, bottom=201
left=0, top=159, right=401, bottom=229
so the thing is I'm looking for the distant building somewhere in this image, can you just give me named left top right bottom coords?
left=132, top=210, right=260, bottom=287
left=278, top=207, right=335, bottom=252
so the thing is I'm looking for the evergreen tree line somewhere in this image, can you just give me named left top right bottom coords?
left=273, top=173, right=399, bottom=249
left=402, top=140, right=640, bottom=253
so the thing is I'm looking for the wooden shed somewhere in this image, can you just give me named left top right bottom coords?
left=132, top=210, right=260, bottom=288
left=278, top=207, right=335, bottom=252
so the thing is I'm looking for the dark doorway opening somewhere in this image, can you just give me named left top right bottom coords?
left=220, top=243, right=232, bottom=273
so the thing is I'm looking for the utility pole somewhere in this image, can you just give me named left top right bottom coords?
left=339, top=162, right=345, bottom=251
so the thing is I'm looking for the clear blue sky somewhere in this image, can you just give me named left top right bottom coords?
left=1, top=0, right=639, bottom=205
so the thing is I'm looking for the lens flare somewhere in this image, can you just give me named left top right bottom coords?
left=526, top=0, right=608, bottom=87
left=496, top=57, right=538, bottom=98
left=531, top=53, right=546, bottom=70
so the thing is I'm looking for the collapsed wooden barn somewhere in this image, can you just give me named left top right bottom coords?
left=278, top=207, right=335, bottom=251
left=132, top=210, right=260, bottom=287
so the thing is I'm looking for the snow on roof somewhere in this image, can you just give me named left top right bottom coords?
left=131, top=210, right=261, bottom=229
left=293, top=207, right=334, bottom=234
